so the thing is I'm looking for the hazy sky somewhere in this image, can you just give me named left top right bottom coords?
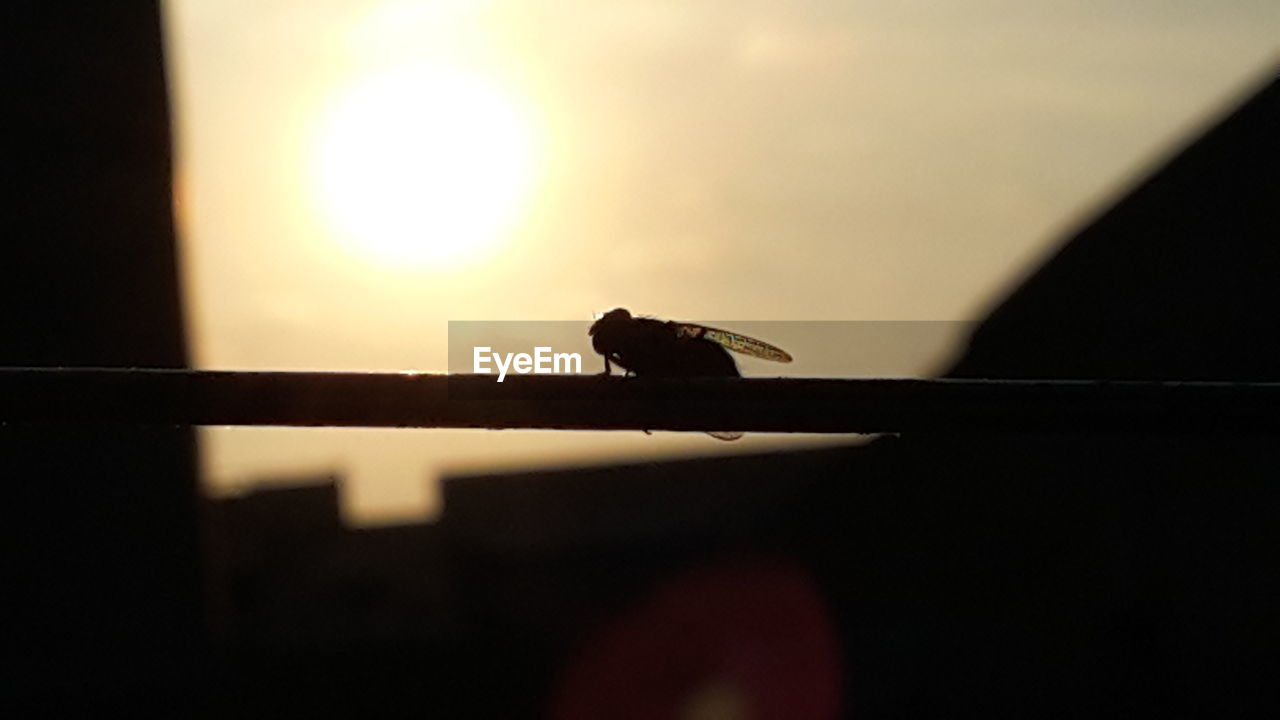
left=163, top=1, right=1278, bottom=523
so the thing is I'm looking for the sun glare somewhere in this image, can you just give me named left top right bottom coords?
left=310, top=64, right=538, bottom=270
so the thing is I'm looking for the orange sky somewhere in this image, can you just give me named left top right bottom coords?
left=162, top=0, right=1279, bottom=524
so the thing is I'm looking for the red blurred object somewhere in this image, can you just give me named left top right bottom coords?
left=552, top=558, right=843, bottom=720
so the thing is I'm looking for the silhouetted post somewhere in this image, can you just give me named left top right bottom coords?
left=3, top=3, right=201, bottom=711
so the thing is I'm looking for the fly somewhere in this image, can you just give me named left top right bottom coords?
left=587, top=308, right=793, bottom=440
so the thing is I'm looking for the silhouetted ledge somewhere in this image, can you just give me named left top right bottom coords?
left=2, top=367, right=1279, bottom=433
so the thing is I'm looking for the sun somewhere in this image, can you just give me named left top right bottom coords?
left=310, top=64, right=538, bottom=270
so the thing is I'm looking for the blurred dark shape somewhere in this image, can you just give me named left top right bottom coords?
left=5, top=3, right=187, bottom=365
left=796, top=69, right=1280, bottom=716
left=3, top=2, right=200, bottom=713
left=952, top=69, right=1280, bottom=381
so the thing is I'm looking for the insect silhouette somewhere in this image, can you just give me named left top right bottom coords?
left=588, top=308, right=794, bottom=440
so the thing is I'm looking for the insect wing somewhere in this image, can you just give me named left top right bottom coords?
left=673, top=323, right=793, bottom=363
left=707, top=431, right=745, bottom=441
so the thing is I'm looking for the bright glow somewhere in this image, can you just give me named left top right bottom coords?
left=311, top=64, right=537, bottom=270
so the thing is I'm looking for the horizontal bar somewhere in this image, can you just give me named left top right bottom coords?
left=2, top=368, right=1279, bottom=433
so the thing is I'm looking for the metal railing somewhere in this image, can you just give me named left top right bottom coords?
left=3, top=367, right=1278, bottom=433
